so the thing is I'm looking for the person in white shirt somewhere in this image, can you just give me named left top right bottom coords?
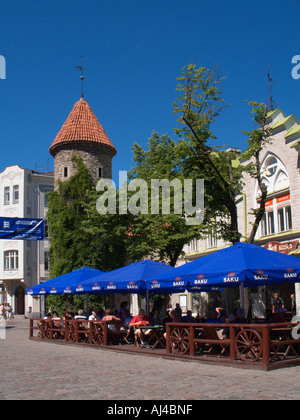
left=74, top=309, right=87, bottom=320
left=88, top=310, right=101, bottom=321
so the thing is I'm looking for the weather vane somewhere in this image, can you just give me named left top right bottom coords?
left=76, top=56, right=84, bottom=98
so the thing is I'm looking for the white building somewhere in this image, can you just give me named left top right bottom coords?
left=180, top=107, right=300, bottom=317
left=0, top=165, right=53, bottom=316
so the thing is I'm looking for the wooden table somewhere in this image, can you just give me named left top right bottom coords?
left=137, top=325, right=165, bottom=349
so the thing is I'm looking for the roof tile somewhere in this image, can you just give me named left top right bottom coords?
left=49, top=98, right=116, bottom=155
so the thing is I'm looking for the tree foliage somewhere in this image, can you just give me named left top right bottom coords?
left=241, top=101, right=273, bottom=243
left=46, top=155, right=129, bottom=314
left=82, top=188, right=130, bottom=271
left=47, top=155, right=95, bottom=277
left=127, top=131, right=202, bottom=266
left=173, top=64, right=242, bottom=243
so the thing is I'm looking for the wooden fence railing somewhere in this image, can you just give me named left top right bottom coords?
left=165, top=321, right=300, bottom=367
left=29, top=318, right=122, bottom=346
left=30, top=318, right=300, bottom=369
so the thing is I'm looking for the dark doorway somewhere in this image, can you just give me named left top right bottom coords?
left=15, top=286, right=25, bottom=315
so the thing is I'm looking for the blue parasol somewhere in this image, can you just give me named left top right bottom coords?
left=147, top=242, right=300, bottom=288
left=73, top=259, right=174, bottom=294
left=27, top=267, right=105, bottom=295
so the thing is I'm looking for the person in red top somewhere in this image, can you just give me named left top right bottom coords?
left=129, top=309, right=152, bottom=345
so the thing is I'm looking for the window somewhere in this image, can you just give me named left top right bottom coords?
left=4, top=187, right=10, bottom=205
left=44, top=188, right=53, bottom=207
left=277, top=205, right=292, bottom=232
left=44, top=251, right=50, bottom=271
left=4, top=250, right=19, bottom=270
left=13, top=185, right=19, bottom=204
left=44, top=220, right=49, bottom=238
left=261, top=211, right=275, bottom=236
left=207, top=232, right=218, bottom=249
left=260, top=194, right=292, bottom=236
left=98, top=167, right=103, bottom=178
left=64, top=167, right=68, bottom=177
left=260, top=154, right=289, bottom=196
left=265, top=156, right=278, bottom=177
left=189, top=239, right=199, bottom=252
left=268, top=211, right=275, bottom=235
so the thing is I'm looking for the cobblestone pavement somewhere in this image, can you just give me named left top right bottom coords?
left=1, top=318, right=300, bottom=401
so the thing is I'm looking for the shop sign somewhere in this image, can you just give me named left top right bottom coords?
left=263, top=240, right=298, bottom=254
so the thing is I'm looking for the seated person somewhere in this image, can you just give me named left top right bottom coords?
left=182, top=310, right=196, bottom=323
left=129, top=309, right=152, bottom=345
left=102, top=309, right=121, bottom=334
left=162, top=311, right=172, bottom=325
left=163, top=309, right=181, bottom=339
left=229, top=308, right=238, bottom=323
left=89, top=310, right=101, bottom=321
left=234, top=308, right=247, bottom=324
left=122, top=309, right=133, bottom=330
left=52, top=311, right=62, bottom=328
left=174, top=303, right=182, bottom=320
left=268, top=307, right=287, bottom=323
left=218, top=310, right=228, bottom=324
left=149, top=311, right=156, bottom=325
left=206, top=310, right=222, bottom=324
left=74, top=309, right=87, bottom=320
left=118, top=301, right=129, bottom=324
left=63, top=311, right=73, bottom=321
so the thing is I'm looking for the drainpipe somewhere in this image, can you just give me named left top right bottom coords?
left=242, top=192, right=247, bottom=238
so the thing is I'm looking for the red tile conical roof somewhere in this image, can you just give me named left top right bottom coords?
left=49, top=98, right=116, bottom=156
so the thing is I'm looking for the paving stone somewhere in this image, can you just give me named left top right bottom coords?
left=1, top=318, right=300, bottom=400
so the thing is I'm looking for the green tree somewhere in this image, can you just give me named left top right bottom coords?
left=173, top=64, right=242, bottom=243
left=241, top=101, right=273, bottom=243
left=82, top=188, right=129, bottom=271
left=47, top=155, right=95, bottom=277
left=127, top=131, right=202, bottom=266
left=46, top=155, right=128, bottom=314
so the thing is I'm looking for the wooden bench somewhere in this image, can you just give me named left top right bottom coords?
left=195, top=325, right=230, bottom=357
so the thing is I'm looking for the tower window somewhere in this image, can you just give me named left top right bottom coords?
left=64, top=167, right=68, bottom=177
left=98, top=167, right=103, bottom=178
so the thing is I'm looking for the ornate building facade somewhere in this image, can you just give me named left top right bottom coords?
left=179, top=107, right=300, bottom=317
left=0, top=166, right=53, bottom=315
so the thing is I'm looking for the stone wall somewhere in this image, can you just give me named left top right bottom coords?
left=53, top=143, right=114, bottom=186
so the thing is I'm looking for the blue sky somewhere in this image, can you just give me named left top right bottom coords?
left=1, top=0, right=300, bottom=182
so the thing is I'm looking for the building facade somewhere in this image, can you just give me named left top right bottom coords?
left=179, top=107, right=300, bottom=317
left=0, top=165, right=53, bottom=315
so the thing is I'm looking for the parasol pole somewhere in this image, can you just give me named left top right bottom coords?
left=86, top=292, right=89, bottom=317
left=146, top=289, right=150, bottom=317
left=240, top=282, right=245, bottom=310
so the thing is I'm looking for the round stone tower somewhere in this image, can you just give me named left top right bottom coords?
left=49, top=97, right=117, bottom=187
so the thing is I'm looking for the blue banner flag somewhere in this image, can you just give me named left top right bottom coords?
left=0, top=217, right=45, bottom=240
